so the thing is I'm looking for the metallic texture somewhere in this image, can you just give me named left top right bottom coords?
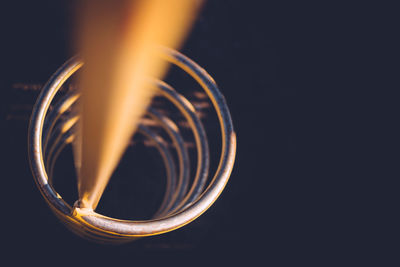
left=28, top=48, right=236, bottom=243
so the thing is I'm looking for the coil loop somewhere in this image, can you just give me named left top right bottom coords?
left=28, top=48, right=236, bottom=243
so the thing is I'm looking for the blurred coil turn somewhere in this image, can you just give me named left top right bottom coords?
left=28, top=48, right=236, bottom=244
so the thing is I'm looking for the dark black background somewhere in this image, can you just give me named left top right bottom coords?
left=0, top=0, right=397, bottom=265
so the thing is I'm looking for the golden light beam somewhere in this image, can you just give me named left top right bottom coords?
left=75, top=0, right=202, bottom=210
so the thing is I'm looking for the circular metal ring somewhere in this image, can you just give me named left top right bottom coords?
left=28, top=47, right=236, bottom=241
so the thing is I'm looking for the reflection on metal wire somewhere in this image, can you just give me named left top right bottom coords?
left=28, top=47, right=236, bottom=244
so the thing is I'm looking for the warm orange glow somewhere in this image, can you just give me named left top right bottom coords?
left=75, top=0, right=202, bottom=210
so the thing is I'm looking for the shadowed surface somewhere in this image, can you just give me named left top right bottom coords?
left=0, top=0, right=394, bottom=264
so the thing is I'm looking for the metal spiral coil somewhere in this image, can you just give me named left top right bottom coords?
left=28, top=47, right=236, bottom=244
